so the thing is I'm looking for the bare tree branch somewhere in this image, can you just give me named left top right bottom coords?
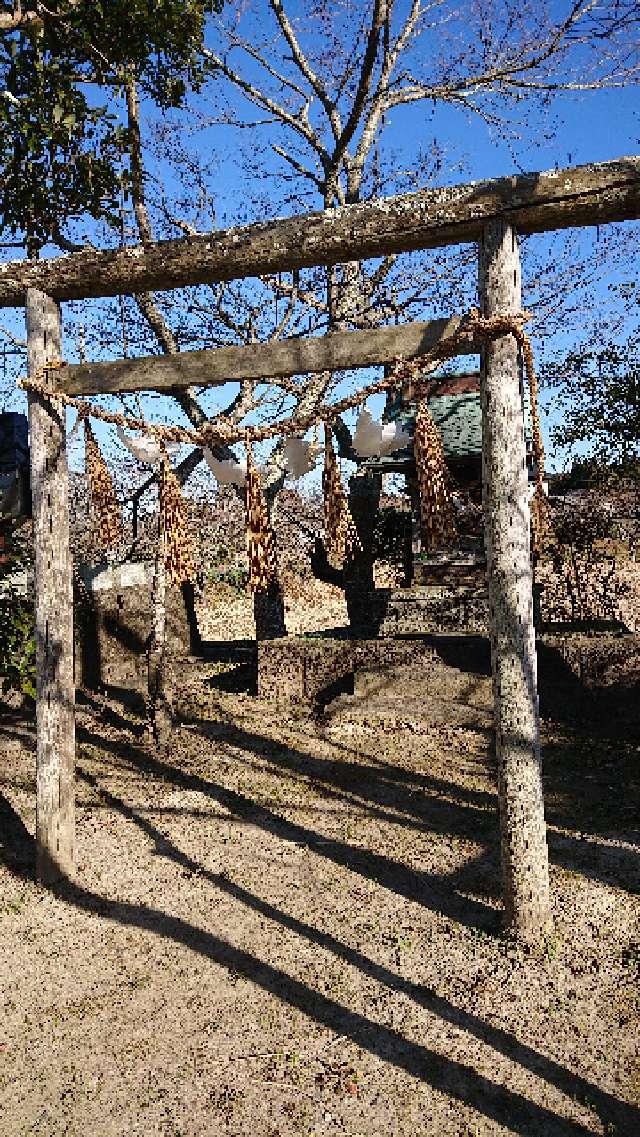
left=204, top=46, right=330, bottom=164
left=269, top=0, right=343, bottom=141
left=0, top=321, right=26, bottom=347
left=272, top=144, right=324, bottom=189
left=325, top=0, right=387, bottom=203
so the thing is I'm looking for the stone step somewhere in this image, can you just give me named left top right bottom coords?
left=380, top=586, right=489, bottom=636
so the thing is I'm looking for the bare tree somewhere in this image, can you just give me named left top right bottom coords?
left=176, top=0, right=639, bottom=624
left=48, top=0, right=639, bottom=645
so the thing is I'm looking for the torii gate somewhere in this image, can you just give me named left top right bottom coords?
left=3, top=155, right=639, bottom=948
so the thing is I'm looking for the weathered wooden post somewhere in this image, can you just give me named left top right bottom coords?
left=147, top=523, right=172, bottom=753
left=26, top=288, right=75, bottom=882
left=478, top=222, right=551, bottom=947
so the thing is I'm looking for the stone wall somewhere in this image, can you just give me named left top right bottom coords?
left=257, top=634, right=490, bottom=707
left=379, top=586, right=489, bottom=636
left=257, top=628, right=640, bottom=723
left=257, top=636, right=354, bottom=707
left=539, top=632, right=640, bottom=690
left=74, top=562, right=200, bottom=693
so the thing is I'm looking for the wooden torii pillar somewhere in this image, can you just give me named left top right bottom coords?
left=479, top=223, right=550, bottom=945
left=26, top=289, right=75, bottom=883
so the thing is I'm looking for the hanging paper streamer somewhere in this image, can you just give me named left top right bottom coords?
left=245, top=439, right=278, bottom=593
left=352, top=409, right=413, bottom=459
left=83, top=418, right=123, bottom=548
left=159, top=447, right=195, bottom=585
left=352, top=409, right=383, bottom=458
left=204, top=448, right=247, bottom=486
left=413, top=401, right=456, bottom=552
left=283, top=436, right=321, bottom=479
left=380, top=419, right=413, bottom=456
left=116, top=425, right=179, bottom=466
left=322, top=423, right=361, bottom=566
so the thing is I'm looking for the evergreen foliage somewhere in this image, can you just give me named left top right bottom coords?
left=544, top=331, right=640, bottom=478
left=0, top=524, right=35, bottom=700
left=0, top=1, right=222, bottom=251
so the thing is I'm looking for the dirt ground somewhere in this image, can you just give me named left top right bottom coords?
left=198, top=575, right=350, bottom=642
left=1, top=606, right=639, bottom=1136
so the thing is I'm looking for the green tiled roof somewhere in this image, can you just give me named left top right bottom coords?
left=374, top=378, right=532, bottom=466
left=431, top=393, right=484, bottom=457
left=387, top=392, right=483, bottom=459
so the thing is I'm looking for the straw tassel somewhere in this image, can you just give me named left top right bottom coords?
left=83, top=417, right=123, bottom=548
left=159, top=446, right=195, bottom=585
left=322, top=423, right=361, bottom=566
left=245, top=439, right=278, bottom=593
left=413, top=400, right=456, bottom=551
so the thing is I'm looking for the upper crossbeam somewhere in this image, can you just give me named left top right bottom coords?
left=1, top=157, right=638, bottom=307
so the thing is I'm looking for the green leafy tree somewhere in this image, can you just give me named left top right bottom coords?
left=543, top=330, right=640, bottom=479
left=0, top=1, right=222, bottom=253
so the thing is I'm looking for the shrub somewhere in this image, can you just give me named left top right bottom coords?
left=208, top=565, right=249, bottom=594
left=0, top=524, right=36, bottom=701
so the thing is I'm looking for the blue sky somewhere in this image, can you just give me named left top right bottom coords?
left=1, top=3, right=638, bottom=476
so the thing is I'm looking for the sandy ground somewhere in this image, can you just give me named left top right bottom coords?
left=1, top=638, right=639, bottom=1137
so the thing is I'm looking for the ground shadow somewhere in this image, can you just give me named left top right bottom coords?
left=75, top=718, right=497, bottom=932
left=0, top=782, right=636, bottom=1137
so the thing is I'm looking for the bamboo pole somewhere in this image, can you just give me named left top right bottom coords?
left=26, top=288, right=75, bottom=883
left=147, top=525, right=172, bottom=753
left=478, top=222, right=551, bottom=947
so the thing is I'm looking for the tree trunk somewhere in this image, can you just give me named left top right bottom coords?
left=308, top=472, right=383, bottom=634
left=343, top=471, right=383, bottom=636
left=310, top=536, right=344, bottom=589
left=478, top=220, right=552, bottom=947
left=253, top=579, right=287, bottom=640
left=26, top=288, right=75, bottom=882
left=253, top=486, right=287, bottom=641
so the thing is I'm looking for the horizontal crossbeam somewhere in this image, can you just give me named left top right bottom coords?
left=2, top=156, right=639, bottom=307
left=59, top=316, right=477, bottom=396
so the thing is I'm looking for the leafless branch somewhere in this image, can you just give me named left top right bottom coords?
left=0, top=321, right=26, bottom=347
left=272, top=144, right=324, bottom=189
left=204, top=46, right=330, bottom=164
left=269, top=0, right=343, bottom=141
